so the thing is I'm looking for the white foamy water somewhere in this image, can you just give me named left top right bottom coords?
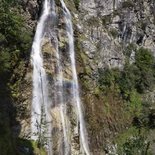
left=31, top=0, right=90, bottom=154
left=60, top=0, right=90, bottom=154
left=55, top=33, right=70, bottom=155
left=31, top=0, right=52, bottom=154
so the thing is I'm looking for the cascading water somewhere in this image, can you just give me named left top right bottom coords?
left=54, top=25, right=70, bottom=155
left=31, top=0, right=90, bottom=154
left=31, top=0, right=52, bottom=154
left=60, top=1, right=90, bottom=154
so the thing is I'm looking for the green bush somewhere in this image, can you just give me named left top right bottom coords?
left=98, top=68, right=120, bottom=90
left=120, top=135, right=151, bottom=155
left=0, top=1, right=32, bottom=154
left=73, top=0, right=80, bottom=10
left=98, top=47, right=155, bottom=98
left=116, top=127, right=152, bottom=155
left=135, top=48, right=155, bottom=93
left=135, top=48, right=154, bottom=71
left=0, top=0, right=32, bottom=76
left=98, top=69, right=114, bottom=88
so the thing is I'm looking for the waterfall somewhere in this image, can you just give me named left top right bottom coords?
left=60, top=1, right=90, bottom=154
left=54, top=22, right=70, bottom=155
left=31, top=0, right=52, bottom=154
left=55, top=37, right=70, bottom=155
left=31, top=0, right=90, bottom=154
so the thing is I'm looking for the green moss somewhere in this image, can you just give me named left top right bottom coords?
left=94, top=86, right=101, bottom=96
left=79, top=50, right=89, bottom=65
left=31, top=141, right=47, bottom=155
left=115, top=127, right=138, bottom=147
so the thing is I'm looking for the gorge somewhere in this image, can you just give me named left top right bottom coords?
left=0, top=0, right=155, bottom=155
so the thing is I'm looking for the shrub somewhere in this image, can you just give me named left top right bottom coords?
left=135, top=48, right=155, bottom=93
left=98, top=47, right=155, bottom=97
left=116, top=127, right=152, bottom=155
left=98, top=68, right=114, bottom=88
left=0, top=1, right=32, bottom=153
left=73, top=0, right=80, bottom=10
left=135, top=48, right=155, bottom=71
left=0, top=1, right=32, bottom=76
left=98, top=68, right=120, bottom=90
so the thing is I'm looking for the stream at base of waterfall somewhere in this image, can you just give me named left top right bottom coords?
left=31, top=0, right=90, bottom=155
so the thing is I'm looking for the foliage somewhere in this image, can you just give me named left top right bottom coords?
left=132, top=100, right=155, bottom=130
left=73, top=0, right=80, bottom=10
left=116, top=128, right=152, bottom=155
left=98, top=68, right=120, bottom=90
left=32, top=141, right=47, bottom=155
left=98, top=47, right=155, bottom=98
left=0, top=0, right=32, bottom=76
left=98, top=47, right=155, bottom=154
left=118, top=131, right=149, bottom=155
left=128, top=91, right=142, bottom=116
left=0, top=50, right=11, bottom=73
left=135, top=48, right=155, bottom=93
left=17, top=139, right=47, bottom=155
left=0, top=1, right=32, bottom=154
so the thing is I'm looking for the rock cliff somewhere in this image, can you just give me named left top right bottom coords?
left=3, top=0, right=155, bottom=154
